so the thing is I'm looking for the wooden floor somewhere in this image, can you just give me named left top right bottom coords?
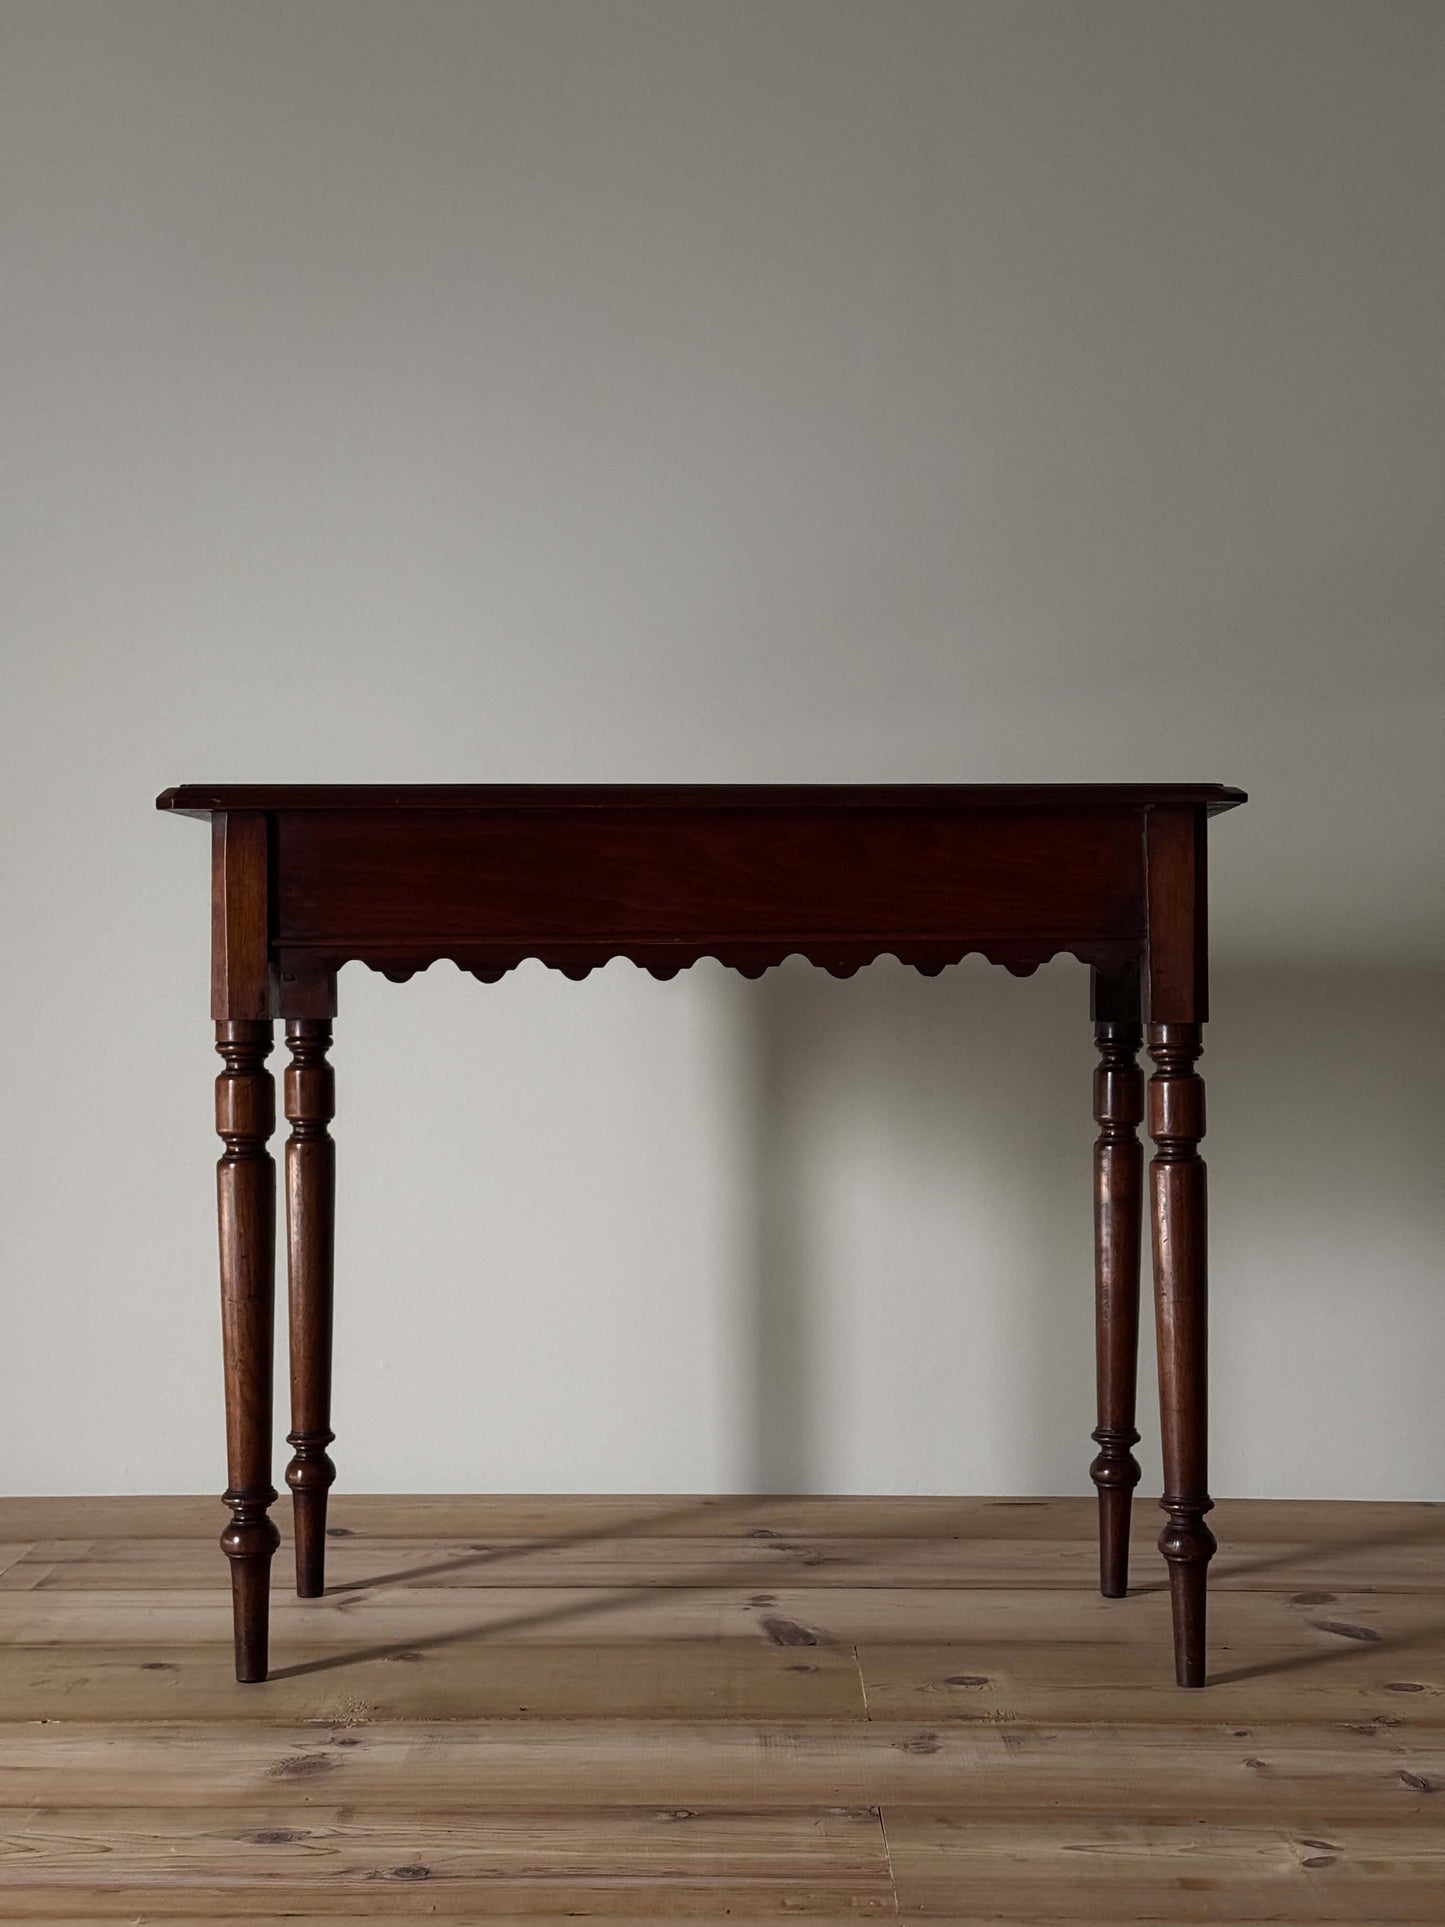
left=0, top=1495, right=1441, bottom=1921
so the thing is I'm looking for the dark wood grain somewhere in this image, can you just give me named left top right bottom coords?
left=1088, top=966, right=1144, bottom=1599
left=283, top=1019, right=337, bottom=1600
left=213, top=1020, right=279, bottom=1683
left=1148, top=1020, right=1215, bottom=1687
left=209, top=811, right=274, bottom=1021
left=162, top=783, right=1245, bottom=1686
left=1141, top=802, right=1216, bottom=1684
left=1143, top=805, right=1208, bottom=1025
left=273, top=805, right=1147, bottom=958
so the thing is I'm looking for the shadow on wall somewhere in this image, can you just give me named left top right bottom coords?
left=739, top=957, right=1445, bottom=1502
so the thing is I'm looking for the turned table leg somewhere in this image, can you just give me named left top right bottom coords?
left=214, top=1019, right=280, bottom=1683
left=1088, top=968, right=1144, bottom=1598
left=284, top=1019, right=337, bottom=1597
left=1148, top=1020, right=1215, bottom=1687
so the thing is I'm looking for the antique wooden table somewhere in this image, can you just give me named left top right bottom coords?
left=157, top=783, right=1246, bottom=1686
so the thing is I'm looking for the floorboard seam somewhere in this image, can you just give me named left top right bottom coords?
left=855, top=1637, right=904, bottom=1911
left=876, top=1803, right=902, bottom=1916
left=854, top=1641, right=872, bottom=1721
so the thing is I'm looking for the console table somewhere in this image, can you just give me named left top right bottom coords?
left=156, top=783, right=1246, bottom=1686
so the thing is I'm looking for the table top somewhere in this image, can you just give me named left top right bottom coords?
left=157, top=783, right=1247, bottom=819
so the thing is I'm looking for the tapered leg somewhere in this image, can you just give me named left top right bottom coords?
left=1148, top=1020, right=1215, bottom=1687
left=1088, top=970, right=1144, bottom=1597
left=214, top=1019, right=280, bottom=1683
left=283, top=1019, right=337, bottom=1597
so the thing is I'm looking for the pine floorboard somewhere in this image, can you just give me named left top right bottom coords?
left=0, top=1495, right=1440, bottom=1921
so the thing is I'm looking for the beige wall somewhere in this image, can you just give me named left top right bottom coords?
left=3, top=0, right=1441, bottom=1497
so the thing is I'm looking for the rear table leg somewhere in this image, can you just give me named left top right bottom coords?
left=283, top=1018, right=338, bottom=1598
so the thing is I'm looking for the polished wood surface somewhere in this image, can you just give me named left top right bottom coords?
left=161, top=783, right=1245, bottom=1685
left=0, top=1494, right=1440, bottom=1920
left=272, top=802, right=1148, bottom=966
left=159, top=783, right=1249, bottom=816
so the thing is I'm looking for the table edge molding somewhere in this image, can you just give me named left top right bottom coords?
left=157, top=783, right=1249, bottom=817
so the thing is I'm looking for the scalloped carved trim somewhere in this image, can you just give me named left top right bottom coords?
left=281, top=939, right=1136, bottom=987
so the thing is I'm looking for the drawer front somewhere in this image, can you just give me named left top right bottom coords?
left=274, top=805, right=1146, bottom=959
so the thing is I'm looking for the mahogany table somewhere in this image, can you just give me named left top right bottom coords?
left=157, top=783, right=1246, bottom=1686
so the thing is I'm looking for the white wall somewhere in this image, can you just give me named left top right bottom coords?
left=3, top=0, right=1441, bottom=1499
